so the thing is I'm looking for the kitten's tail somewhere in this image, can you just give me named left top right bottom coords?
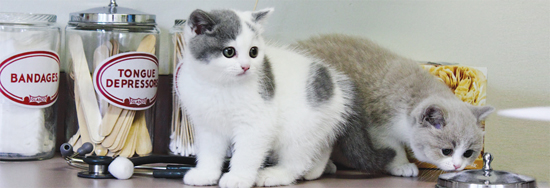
left=334, top=103, right=396, bottom=173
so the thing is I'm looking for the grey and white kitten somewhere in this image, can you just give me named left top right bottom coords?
left=294, top=34, right=495, bottom=177
left=176, top=10, right=382, bottom=187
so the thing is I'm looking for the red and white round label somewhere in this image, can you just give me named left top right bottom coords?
left=93, top=52, right=158, bottom=110
left=0, top=50, right=60, bottom=108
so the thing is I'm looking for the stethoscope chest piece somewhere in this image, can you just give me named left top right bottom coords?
left=77, top=156, right=115, bottom=179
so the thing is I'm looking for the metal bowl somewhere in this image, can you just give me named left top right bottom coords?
left=436, top=153, right=537, bottom=188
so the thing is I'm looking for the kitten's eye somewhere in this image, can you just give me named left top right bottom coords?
left=463, top=150, right=474, bottom=158
left=442, top=149, right=453, bottom=156
left=249, top=46, right=258, bottom=58
left=223, top=47, right=236, bottom=58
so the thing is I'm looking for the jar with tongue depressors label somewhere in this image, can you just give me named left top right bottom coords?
left=64, top=0, right=159, bottom=158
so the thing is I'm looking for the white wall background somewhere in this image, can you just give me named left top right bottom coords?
left=2, top=0, right=549, bottom=181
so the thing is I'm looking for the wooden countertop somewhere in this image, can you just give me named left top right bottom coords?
left=1, top=155, right=545, bottom=188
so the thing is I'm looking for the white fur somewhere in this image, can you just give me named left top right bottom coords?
left=177, top=9, right=351, bottom=188
left=437, top=143, right=469, bottom=171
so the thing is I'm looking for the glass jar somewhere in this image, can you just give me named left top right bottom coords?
left=169, top=19, right=196, bottom=157
left=64, top=1, right=159, bottom=157
left=0, top=12, right=61, bottom=160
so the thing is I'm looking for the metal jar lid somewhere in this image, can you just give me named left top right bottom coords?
left=69, top=0, right=155, bottom=25
left=437, top=153, right=537, bottom=188
left=0, top=12, right=56, bottom=25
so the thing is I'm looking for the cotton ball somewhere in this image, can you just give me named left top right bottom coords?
left=108, top=157, right=134, bottom=180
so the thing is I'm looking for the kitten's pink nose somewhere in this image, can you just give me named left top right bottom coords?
left=454, top=165, right=460, bottom=170
left=241, top=65, right=250, bottom=72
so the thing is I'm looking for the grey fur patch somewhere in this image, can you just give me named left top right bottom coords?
left=246, top=22, right=256, bottom=33
left=188, top=9, right=242, bottom=62
left=252, top=10, right=270, bottom=23
left=259, top=56, right=275, bottom=100
left=334, top=91, right=396, bottom=172
left=422, top=105, right=446, bottom=129
left=307, top=63, right=334, bottom=106
left=330, top=78, right=396, bottom=172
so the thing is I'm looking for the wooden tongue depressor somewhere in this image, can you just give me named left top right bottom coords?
left=92, top=43, right=111, bottom=71
left=101, top=109, right=130, bottom=150
left=130, top=34, right=156, bottom=155
left=135, top=111, right=152, bottom=156
left=137, top=34, right=156, bottom=53
left=68, top=34, right=104, bottom=144
left=100, top=106, right=123, bottom=137
left=94, top=144, right=109, bottom=156
left=93, top=43, right=111, bottom=117
left=74, top=78, right=92, bottom=145
left=109, top=39, right=119, bottom=56
left=112, top=110, right=136, bottom=152
left=118, top=114, right=140, bottom=158
left=103, top=35, right=156, bottom=156
left=68, top=130, right=81, bottom=147
left=99, top=39, right=124, bottom=137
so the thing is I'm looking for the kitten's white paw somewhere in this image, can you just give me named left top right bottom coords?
left=183, top=168, right=221, bottom=186
left=324, top=160, right=337, bottom=175
left=303, top=161, right=336, bottom=180
left=388, top=163, right=419, bottom=177
left=303, top=167, right=324, bottom=180
left=256, top=167, right=295, bottom=187
left=218, top=172, right=255, bottom=188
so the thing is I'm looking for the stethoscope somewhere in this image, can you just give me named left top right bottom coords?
left=60, top=142, right=219, bottom=179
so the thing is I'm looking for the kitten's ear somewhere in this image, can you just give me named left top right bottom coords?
left=189, top=9, right=216, bottom=35
left=470, top=105, right=495, bottom=123
left=421, top=105, right=446, bottom=129
left=251, top=8, right=274, bottom=23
